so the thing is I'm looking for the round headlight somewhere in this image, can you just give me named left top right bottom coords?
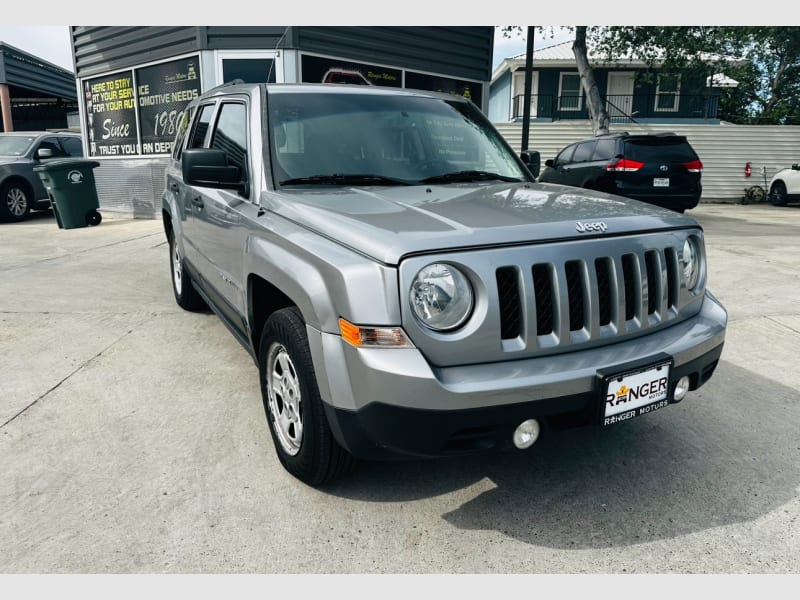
left=682, top=237, right=701, bottom=290
left=410, top=263, right=474, bottom=331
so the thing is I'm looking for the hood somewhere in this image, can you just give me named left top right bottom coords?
left=263, top=181, right=697, bottom=265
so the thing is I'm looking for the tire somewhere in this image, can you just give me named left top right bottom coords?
left=168, top=233, right=206, bottom=311
left=85, top=210, right=102, bottom=226
left=259, top=307, right=356, bottom=486
left=770, top=181, right=788, bottom=206
left=0, top=181, right=31, bottom=222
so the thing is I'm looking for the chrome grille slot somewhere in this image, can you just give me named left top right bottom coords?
left=565, top=260, right=585, bottom=331
left=496, top=267, right=522, bottom=340
left=532, top=264, right=555, bottom=335
left=595, top=257, right=613, bottom=327
left=621, top=253, right=639, bottom=322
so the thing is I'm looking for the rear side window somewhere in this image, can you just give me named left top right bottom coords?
left=172, top=106, right=196, bottom=160
left=624, top=138, right=698, bottom=163
left=592, top=138, right=617, bottom=161
left=188, top=104, right=215, bottom=149
left=572, top=141, right=596, bottom=163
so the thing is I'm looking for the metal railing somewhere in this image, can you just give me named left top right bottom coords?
left=512, top=94, right=720, bottom=122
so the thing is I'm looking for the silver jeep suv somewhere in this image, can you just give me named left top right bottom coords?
left=162, top=82, right=727, bottom=486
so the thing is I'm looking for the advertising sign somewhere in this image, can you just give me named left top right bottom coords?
left=405, top=71, right=483, bottom=109
left=83, top=70, right=139, bottom=156
left=83, top=55, right=202, bottom=158
left=301, top=54, right=401, bottom=87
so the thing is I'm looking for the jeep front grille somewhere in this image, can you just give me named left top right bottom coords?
left=497, top=246, right=682, bottom=344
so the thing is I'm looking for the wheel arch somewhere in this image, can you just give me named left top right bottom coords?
left=1, top=175, right=35, bottom=199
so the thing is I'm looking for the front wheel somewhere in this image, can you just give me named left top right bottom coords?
left=259, top=307, right=355, bottom=486
left=770, top=181, right=788, bottom=206
left=0, top=181, right=31, bottom=222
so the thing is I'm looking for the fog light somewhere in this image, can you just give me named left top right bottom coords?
left=513, top=419, right=540, bottom=449
left=673, top=376, right=691, bottom=402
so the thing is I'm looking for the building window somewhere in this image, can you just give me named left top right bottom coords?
left=558, top=73, right=583, bottom=111
left=655, top=73, right=681, bottom=112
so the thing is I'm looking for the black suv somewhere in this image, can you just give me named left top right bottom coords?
left=537, top=132, right=703, bottom=212
left=0, top=131, right=84, bottom=222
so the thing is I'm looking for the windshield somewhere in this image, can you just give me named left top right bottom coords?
left=0, top=135, right=36, bottom=156
left=268, top=91, right=529, bottom=186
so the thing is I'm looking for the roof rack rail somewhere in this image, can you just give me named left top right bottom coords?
left=205, top=79, right=246, bottom=94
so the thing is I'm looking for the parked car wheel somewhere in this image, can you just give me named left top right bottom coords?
left=770, top=181, right=788, bottom=206
left=168, top=233, right=206, bottom=311
left=259, top=307, right=356, bottom=486
left=0, top=181, right=31, bottom=222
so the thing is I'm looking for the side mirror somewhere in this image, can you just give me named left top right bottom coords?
left=520, top=150, right=541, bottom=178
left=182, top=148, right=247, bottom=195
left=36, top=148, right=54, bottom=160
left=792, top=163, right=799, bottom=170
left=544, top=159, right=555, bottom=168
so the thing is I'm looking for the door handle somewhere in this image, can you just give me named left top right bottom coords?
left=191, top=196, right=204, bottom=209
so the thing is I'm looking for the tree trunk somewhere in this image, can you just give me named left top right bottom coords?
left=573, top=26, right=610, bottom=136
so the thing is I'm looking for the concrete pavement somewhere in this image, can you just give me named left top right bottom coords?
left=1, top=204, right=798, bottom=574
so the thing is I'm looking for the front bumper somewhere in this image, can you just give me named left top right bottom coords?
left=310, top=292, right=727, bottom=460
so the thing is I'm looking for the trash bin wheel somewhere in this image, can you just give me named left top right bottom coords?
left=86, top=210, right=102, bottom=226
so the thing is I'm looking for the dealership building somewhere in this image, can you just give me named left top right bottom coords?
left=69, top=26, right=494, bottom=218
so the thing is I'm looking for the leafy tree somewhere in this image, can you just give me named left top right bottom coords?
left=498, top=26, right=800, bottom=126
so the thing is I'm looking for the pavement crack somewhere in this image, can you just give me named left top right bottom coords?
left=0, top=232, right=164, bottom=273
left=766, top=316, right=800, bottom=336
left=0, top=328, right=136, bottom=430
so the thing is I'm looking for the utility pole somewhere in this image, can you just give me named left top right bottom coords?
left=520, top=26, right=534, bottom=152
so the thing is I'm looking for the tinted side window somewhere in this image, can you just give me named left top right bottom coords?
left=210, top=102, right=248, bottom=182
left=188, top=104, right=215, bottom=149
left=592, top=139, right=617, bottom=161
left=60, top=137, right=83, bottom=157
left=555, top=144, right=576, bottom=166
left=572, top=141, right=595, bottom=163
left=172, top=106, right=196, bottom=160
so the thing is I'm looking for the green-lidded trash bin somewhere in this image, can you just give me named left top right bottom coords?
left=33, top=159, right=102, bottom=229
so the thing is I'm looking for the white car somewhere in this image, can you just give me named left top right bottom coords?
left=768, top=163, right=800, bottom=206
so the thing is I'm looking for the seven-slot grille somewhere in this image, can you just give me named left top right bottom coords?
left=496, top=246, right=682, bottom=344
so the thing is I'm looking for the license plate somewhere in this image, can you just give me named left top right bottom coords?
left=602, top=361, right=671, bottom=426
left=653, top=178, right=670, bottom=187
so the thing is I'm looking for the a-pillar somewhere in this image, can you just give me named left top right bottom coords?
left=0, top=83, right=13, bottom=132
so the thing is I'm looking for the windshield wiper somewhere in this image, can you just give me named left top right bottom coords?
left=279, top=173, right=412, bottom=186
left=420, top=170, right=523, bottom=184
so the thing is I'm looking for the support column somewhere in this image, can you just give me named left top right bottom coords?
left=0, top=83, right=12, bottom=132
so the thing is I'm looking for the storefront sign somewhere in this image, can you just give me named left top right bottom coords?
left=83, top=70, right=139, bottom=156
left=405, top=71, right=483, bottom=109
left=82, top=55, right=202, bottom=158
left=301, top=55, right=402, bottom=87
left=136, top=56, right=202, bottom=155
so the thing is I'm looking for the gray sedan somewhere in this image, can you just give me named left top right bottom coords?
left=0, top=131, right=83, bottom=222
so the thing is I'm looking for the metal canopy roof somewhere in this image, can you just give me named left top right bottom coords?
left=0, top=42, right=77, bottom=100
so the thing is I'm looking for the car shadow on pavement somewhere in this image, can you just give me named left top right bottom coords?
left=324, top=360, right=800, bottom=549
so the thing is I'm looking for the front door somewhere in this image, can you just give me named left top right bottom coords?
left=606, top=72, right=635, bottom=119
